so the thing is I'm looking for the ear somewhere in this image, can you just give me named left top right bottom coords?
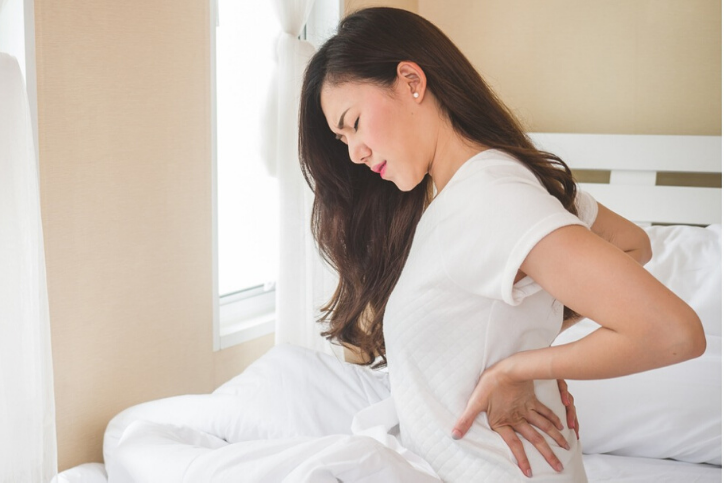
left=396, top=61, right=427, bottom=103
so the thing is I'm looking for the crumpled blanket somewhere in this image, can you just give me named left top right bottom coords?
left=104, top=344, right=441, bottom=483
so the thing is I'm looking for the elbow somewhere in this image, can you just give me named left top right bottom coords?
left=640, top=240, right=653, bottom=266
left=689, top=321, right=707, bottom=359
left=667, top=310, right=707, bottom=362
left=637, top=228, right=653, bottom=265
left=624, top=227, right=652, bottom=265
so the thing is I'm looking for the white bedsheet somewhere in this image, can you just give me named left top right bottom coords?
left=582, top=454, right=721, bottom=482
left=56, top=454, right=723, bottom=483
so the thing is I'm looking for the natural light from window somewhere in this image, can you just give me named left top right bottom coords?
left=216, top=0, right=279, bottom=297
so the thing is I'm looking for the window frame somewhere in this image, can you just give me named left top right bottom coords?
left=210, top=0, right=340, bottom=351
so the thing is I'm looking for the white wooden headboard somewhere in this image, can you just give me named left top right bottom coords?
left=530, top=133, right=722, bottom=226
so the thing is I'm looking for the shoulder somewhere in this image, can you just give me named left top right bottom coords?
left=430, top=149, right=548, bottom=220
left=430, top=150, right=586, bottom=303
left=447, top=149, right=540, bottom=192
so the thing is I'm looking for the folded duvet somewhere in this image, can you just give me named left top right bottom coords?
left=105, top=345, right=441, bottom=482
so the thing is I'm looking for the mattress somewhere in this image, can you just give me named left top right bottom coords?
left=53, top=448, right=723, bottom=483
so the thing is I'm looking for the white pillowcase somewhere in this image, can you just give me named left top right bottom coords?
left=645, top=224, right=721, bottom=337
left=553, top=224, right=722, bottom=465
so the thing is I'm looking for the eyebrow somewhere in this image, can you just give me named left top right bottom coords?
left=336, top=108, right=350, bottom=130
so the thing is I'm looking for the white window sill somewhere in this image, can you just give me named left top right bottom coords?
left=219, top=312, right=275, bottom=349
left=216, top=284, right=276, bottom=350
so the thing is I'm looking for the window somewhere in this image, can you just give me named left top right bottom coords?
left=211, top=0, right=339, bottom=350
left=0, top=0, right=38, bottom=158
left=212, top=0, right=279, bottom=350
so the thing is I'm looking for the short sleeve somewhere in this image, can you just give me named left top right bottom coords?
left=432, top=156, right=586, bottom=306
left=575, top=189, right=598, bottom=228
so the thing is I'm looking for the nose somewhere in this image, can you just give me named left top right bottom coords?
left=348, top=138, right=371, bottom=166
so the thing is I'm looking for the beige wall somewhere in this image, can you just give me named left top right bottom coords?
left=34, top=0, right=274, bottom=471
left=345, top=0, right=418, bottom=14
left=419, top=0, right=721, bottom=135
left=346, top=0, right=721, bottom=135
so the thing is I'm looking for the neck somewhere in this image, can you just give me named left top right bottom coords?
left=427, top=119, right=487, bottom=194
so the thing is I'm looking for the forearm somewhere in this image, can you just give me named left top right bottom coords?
left=590, top=203, right=652, bottom=265
left=503, top=325, right=700, bottom=382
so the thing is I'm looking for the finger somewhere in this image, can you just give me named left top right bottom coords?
left=515, top=423, right=564, bottom=473
left=495, top=425, right=532, bottom=478
left=452, top=404, right=480, bottom=440
left=526, top=410, right=569, bottom=450
left=566, top=394, right=576, bottom=429
left=557, top=379, right=569, bottom=405
left=533, top=400, right=563, bottom=431
left=567, top=408, right=574, bottom=430
left=566, top=393, right=580, bottom=439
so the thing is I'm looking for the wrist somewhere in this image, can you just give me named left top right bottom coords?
left=496, top=353, right=525, bottom=384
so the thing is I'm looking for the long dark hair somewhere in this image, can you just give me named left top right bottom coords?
left=299, top=7, right=578, bottom=367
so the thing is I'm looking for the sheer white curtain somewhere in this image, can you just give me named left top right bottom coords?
left=262, top=0, right=341, bottom=356
left=0, top=52, right=57, bottom=482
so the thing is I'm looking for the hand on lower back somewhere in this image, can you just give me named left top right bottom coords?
left=451, top=362, right=569, bottom=478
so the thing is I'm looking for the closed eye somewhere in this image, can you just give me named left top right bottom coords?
left=333, top=117, right=359, bottom=144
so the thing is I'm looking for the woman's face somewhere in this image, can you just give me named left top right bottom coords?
left=320, top=79, right=433, bottom=192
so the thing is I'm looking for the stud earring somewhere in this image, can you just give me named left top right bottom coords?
left=413, top=92, right=419, bottom=98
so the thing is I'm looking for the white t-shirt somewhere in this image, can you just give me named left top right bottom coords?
left=383, top=149, right=595, bottom=482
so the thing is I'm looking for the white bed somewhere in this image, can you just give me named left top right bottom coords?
left=54, top=133, right=722, bottom=482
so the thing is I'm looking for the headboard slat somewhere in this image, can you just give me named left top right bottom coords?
left=530, top=133, right=721, bottom=173
left=529, top=132, right=722, bottom=226
left=580, top=184, right=721, bottom=226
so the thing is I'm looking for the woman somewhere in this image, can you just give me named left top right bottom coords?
left=298, top=7, right=705, bottom=482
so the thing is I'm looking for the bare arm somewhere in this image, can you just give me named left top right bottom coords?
left=560, top=201, right=652, bottom=333
left=590, top=202, right=652, bottom=265
left=453, top=225, right=705, bottom=467
left=512, top=224, right=704, bottom=381
left=453, top=202, right=679, bottom=475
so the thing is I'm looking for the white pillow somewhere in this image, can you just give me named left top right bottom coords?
left=644, top=224, right=721, bottom=337
left=553, top=224, right=722, bottom=465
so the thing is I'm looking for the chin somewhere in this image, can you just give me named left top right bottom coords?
left=391, top=174, right=425, bottom=192
left=391, top=180, right=415, bottom=192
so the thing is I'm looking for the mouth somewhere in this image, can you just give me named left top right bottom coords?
left=371, top=161, right=387, bottom=174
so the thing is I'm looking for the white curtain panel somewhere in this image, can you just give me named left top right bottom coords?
left=0, top=52, right=57, bottom=482
left=262, top=0, right=342, bottom=356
